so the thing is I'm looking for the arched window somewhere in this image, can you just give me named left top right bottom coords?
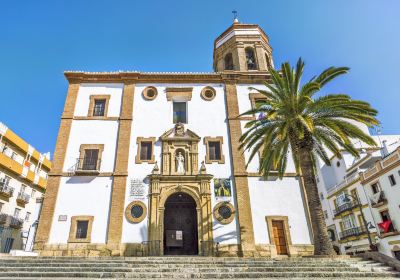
left=245, top=48, right=257, bottom=70
left=224, top=53, right=234, bottom=70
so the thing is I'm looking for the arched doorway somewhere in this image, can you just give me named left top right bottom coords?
left=163, top=192, right=198, bottom=255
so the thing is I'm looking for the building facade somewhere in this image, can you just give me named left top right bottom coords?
left=34, top=21, right=314, bottom=257
left=317, top=135, right=400, bottom=258
left=0, top=122, right=51, bottom=253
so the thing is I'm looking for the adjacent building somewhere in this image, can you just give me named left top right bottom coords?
left=0, top=122, right=51, bottom=253
left=317, top=135, right=400, bottom=259
left=34, top=20, right=315, bottom=257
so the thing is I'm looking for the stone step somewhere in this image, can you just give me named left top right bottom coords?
left=0, top=271, right=397, bottom=278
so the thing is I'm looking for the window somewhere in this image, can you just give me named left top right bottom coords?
left=371, top=182, right=381, bottom=194
left=125, top=201, right=147, bottom=223
left=2, top=175, right=11, bottom=186
left=88, top=95, right=110, bottom=117
left=200, top=87, right=216, bottom=101
left=380, top=210, right=391, bottom=221
left=224, top=53, right=234, bottom=70
left=25, top=212, right=31, bottom=222
left=389, top=174, right=396, bottom=186
left=135, top=137, right=156, bottom=164
left=11, top=152, right=17, bottom=161
left=324, top=210, right=328, bottom=219
left=68, top=216, right=93, bottom=243
left=265, top=53, right=272, bottom=69
left=245, top=47, right=257, bottom=70
left=213, top=202, right=235, bottom=224
left=173, top=102, right=187, bottom=123
left=320, top=193, right=324, bottom=200
left=204, top=137, right=225, bottom=164
left=93, top=99, right=106, bottom=116
left=342, top=215, right=356, bottom=230
left=20, top=184, right=26, bottom=194
left=13, top=208, right=20, bottom=218
left=336, top=192, right=347, bottom=207
left=82, top=149, right=99, bottom=170
left=394, top=251, right=400, bottom=261
left=31, top=189, right=36, bottom=199
left=76, top=220, right=89, bottom=239
left=142, top=86, right=158, bottom=100
left=140, top=142, right=152, bottom=161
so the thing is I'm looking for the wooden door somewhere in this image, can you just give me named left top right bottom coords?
left=272, top=220, right=288, bottom=255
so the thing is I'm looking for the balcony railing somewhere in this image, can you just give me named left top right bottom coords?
left=333, top=200, right=360, bottom=217
left=16, top=192, right=30, bottom=204
left=339, top=226, right=367, bottom=240
left=9, top=216, right=24, bottom=229
left=0, top=213, right=7, bottom=224
left=74, top=158, right=101, bottom=175
left=0, top=181, right=14, bottom=198
left=371, top=191, right=387, bottom=207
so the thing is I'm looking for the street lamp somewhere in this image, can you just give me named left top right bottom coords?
left=343, top=193, right=377, bottom=251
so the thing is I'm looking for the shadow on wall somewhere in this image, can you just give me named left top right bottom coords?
left=66, top=176, right=97, bottom=184
left=213, top=222, right=238, bottom=243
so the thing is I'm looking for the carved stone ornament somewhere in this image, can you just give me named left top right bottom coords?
left=174, top=123, right=185, bottom=137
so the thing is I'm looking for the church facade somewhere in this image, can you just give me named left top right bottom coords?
left=34, top=21, right=314, bottom=257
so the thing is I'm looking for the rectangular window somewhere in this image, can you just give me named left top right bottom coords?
left=13, top=208, right=20, bottom=218
left=324, top=210, right=328, bottom=219
left=140, top=142, right=152, bottom=161
left=11, top=152, right=17, bottom=161
left=208, top=141, right=221, bottom=161
left=93, top=99, right=106, bottom=116
left=31, top=189, right=36, bottom=198
left=82, top=149, right=99, bottom=170
left=2, top=175, right=11, bottom=186
left=371, top=182, right=381, bottom=194
left=342, top=215, right=356, bottom=230
left=25, top=212, right=31, bottom=222
left=75, top=220, right=89, bottom=239
left=173, top=102, right=187, bottom=123
left=20, top=184, right=26, bottom=194
left=389, top=174, right=396, bottom=186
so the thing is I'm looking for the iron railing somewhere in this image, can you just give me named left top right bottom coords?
left=141, top=240, right=161, bottom=256
left=200, top=240, right=219, bottom=256
left=371, top=191, right=387, bottom=207
left=9, top=216, right=23, bottom=229
left=17, top=192, right=30, bottom=204
left=339, top=226, right=367, bottom=240
left=333, top=200, right=360, bottom=217
left=0, top=182, right=14, bottom=197
left=0, top=213, right=7, bottom=224
left=75, top=158, right=101, bottom=172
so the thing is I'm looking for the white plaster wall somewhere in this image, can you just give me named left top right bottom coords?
left=73, top=83, right=124, bottom=117
left=122, top=83, right=238, bottom=244
left=63, top=120, right=119, bottom=173
left=48, top=176, right=113, bottom=244
left=248, top=177, right=312, bottom=245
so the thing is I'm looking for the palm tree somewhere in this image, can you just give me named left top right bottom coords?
left=239, top=58, right=379, bottom=255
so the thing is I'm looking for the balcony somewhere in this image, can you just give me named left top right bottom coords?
left=0, top=213, right=7, bottom=224
left=0, top=181, right=14, bottom=198
left=339, top=226, right=367, bottom=240
left=333, top=200, right=360, bottom=217
left=74, top=158, right=101, bottom=175
left=9, top=216, right=23, bottom=229
left=371, top=191, right=387, bottom=208
left=16, top=192, right=30, bottom=205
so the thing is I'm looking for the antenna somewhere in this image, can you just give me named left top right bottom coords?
left=232, top=10, right=238, bottom=22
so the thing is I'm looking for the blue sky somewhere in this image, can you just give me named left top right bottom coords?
left=1, top=1, right=399, bottom=155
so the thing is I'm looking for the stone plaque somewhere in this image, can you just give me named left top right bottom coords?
left=58, top=215, right=67, bottom=221
left=130, top=179, right=145, bottom=199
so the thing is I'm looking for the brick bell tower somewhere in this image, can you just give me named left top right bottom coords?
left=213, top=18, right=274, bottom=72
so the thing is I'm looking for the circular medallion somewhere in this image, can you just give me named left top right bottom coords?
left=143, top=86, right=158, bottom=100
left=213, top=202, right=235, bottom=225
left=125, top=201, right=147, bottom=223
left=201, top=86, right=216, bottom=101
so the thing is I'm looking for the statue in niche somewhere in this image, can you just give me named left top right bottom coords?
left=176, top=152, right=185, bottom=174
left=175, top=123, right=185, bottom=137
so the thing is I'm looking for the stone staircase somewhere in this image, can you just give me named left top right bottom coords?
left=0, top=256, right=398, bottom=279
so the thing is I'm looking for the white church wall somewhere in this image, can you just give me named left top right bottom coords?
left=122, top=83, right=238, bottom=244
left=63, top=120, right=119, bottom=173
left=48, top=176, right=113, bottom=244
left=73, top=83, right=124, bottom=117
left=248, top=177, right=312, bottom=245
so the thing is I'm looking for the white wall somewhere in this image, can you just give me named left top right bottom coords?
left=248, top=177, right=311, bottom=245
left=122, top=83, right=238, bottom=244
left=63, top=120, right=119, bottom=173
left=48, top=176, right=113, bottom=244
left=74, top=83, right=124, bottom=117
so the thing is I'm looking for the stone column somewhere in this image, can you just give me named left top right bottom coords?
left=224, top=81, right=256, bottom=256
left=35, top=81, right=80, bottom=251
left=106, top=82, right=135, bottom=254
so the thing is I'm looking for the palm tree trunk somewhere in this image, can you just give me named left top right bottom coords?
left=298, top=146, right=334, bottom=255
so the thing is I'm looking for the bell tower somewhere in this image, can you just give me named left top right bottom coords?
left=213, top=19, right=274, bottom=72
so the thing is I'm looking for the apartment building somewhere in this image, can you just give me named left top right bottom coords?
left=0, top=122, right=51, bottom=253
